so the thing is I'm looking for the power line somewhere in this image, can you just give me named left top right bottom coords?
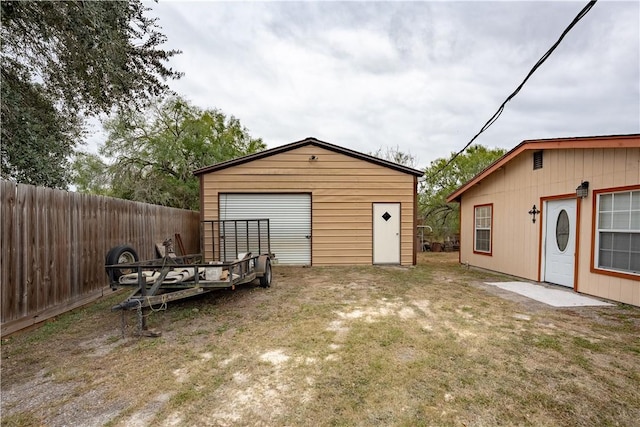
left=428, top=0, right=598, bottom=179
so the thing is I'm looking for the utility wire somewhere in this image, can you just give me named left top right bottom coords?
left=428, top=0, right=598, bottom=179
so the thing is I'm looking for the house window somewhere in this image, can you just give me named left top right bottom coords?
left=474, top=204, right=492, bottom=254
left=533, top=151, right=543, bottom=170
left=595, top=188, right=640, bottom=276
left=556, top=210, right=570, bottom=252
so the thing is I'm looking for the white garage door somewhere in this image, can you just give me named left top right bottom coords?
left=219, top=194, right=311, bottom=265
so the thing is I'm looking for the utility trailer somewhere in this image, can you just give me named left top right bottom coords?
left=105, top=219, right=273, bottom=333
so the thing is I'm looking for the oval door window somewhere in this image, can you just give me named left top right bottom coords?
left=556, top=209, right=570, bottom=252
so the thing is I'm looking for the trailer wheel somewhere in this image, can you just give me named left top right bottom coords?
left=105, top=245, right=139, bottom=281
left=259, top=258, right=271, bottom=288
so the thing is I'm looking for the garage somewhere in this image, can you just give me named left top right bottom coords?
left=194, top=137, right=423, bottom=266
left=219, top=193, right=311, bottom=265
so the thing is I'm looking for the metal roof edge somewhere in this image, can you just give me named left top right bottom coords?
left=193, top=137, right=424, bottom=177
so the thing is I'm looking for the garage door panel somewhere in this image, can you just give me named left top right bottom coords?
left=219, top=194, right=311, bottom=265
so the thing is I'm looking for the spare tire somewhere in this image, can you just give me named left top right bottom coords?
left=105, top=245, right=139, bottom=282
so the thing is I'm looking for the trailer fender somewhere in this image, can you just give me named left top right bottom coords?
left=254, top=255, right=268, bottom=276
left=255, top=255, right=272, bottom=288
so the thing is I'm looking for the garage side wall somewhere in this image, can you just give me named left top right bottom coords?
left=200, top=145, right=416, bottom=266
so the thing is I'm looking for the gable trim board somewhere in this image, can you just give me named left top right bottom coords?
left=448, top=134, right=640, bottom=203
left=447, top=134, right=640, bottom=307
left=195, top=137, right=422, bottom=266
left=194, top=137, right=424, bottom=177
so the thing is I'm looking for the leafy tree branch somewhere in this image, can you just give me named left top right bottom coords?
left=420, top=145, right=506, bottom=239
left=73, top=96, right=266, bottom=210
left=1, top=1, right=181, bottom=188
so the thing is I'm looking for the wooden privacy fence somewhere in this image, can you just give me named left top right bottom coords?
left=1, top=181, right=201, bottom=336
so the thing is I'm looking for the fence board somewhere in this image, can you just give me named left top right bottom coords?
left=42, top=186, right=56, bottom=311
left=70, top=192, right=80, bottom=298
left=16, top=184, right=27, bottom=317
left=1, top=181, right=17, bottom=322
left=23, top=184, right=36, bottom=315
left=55, top=188, right=69, bottom=308
left=1, top=181, right=200, bottom=336
left=36, top=186, right=48, bottom=317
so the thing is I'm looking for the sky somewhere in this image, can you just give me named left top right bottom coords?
left=101, top=0, right=640, bottom=169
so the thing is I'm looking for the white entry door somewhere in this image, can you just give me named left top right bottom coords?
left=373, top=203, right=401, bottom=265
left=544, top=199, right=577, bottom=288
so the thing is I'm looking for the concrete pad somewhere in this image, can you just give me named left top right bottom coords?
left=484, top=281, right=614, bottom=307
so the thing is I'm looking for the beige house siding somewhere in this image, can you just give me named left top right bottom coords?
left=458, top=146, right=640, bottom=306
left=200, top=144, right=417, bottom=266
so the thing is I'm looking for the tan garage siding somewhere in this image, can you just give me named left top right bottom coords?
left=199, top=143, right=418, bottom=266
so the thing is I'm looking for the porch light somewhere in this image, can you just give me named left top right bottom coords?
left=576, top=181, right=589, bottom=198
left=528, top=205, right=540, bottom=223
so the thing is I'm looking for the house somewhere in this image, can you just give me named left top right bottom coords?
left=447, top=134, right=640, bottom=306
left=193, top=137, right=424, bottom=266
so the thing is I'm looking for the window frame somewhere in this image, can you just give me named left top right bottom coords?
left=473, top=203, right=493, bottom=256
left=591, top=185, right=640, bottom=280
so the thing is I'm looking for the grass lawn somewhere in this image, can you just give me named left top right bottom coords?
left=2, top=252, right=639, bottom=426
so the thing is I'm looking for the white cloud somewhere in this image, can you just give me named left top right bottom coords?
left=124, top=0, right=640, bottom=169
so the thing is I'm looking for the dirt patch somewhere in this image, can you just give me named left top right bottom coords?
left=2, top=253, right=639, bottom=426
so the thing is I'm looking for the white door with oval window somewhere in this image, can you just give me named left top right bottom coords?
left=543, top=199, right=577, bottom=288
left=373, top=203, right=401, bottom=264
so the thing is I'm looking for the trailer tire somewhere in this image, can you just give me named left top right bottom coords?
left=259, top=258, right=271, bottom=288
left=105, top=245, right=139, bottom=282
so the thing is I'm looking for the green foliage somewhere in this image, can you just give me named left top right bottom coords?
left=420, top=145, right=506, bottom=238
left=1, top=62, right=83, bottom=188
left=71, top=152, right=110, bottom=195
left=0, top=1, right=181, bottom=188
left=1, top=1, right=181, bottom=115
left=75, top=96, right=265, bottom=210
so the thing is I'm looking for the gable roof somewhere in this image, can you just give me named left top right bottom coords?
left=447, top=134, right=640, bottom=203
left=193, top=137, right=424, bottom=177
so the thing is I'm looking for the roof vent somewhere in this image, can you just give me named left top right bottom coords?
left=533, top=151, right=543, bottom=170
